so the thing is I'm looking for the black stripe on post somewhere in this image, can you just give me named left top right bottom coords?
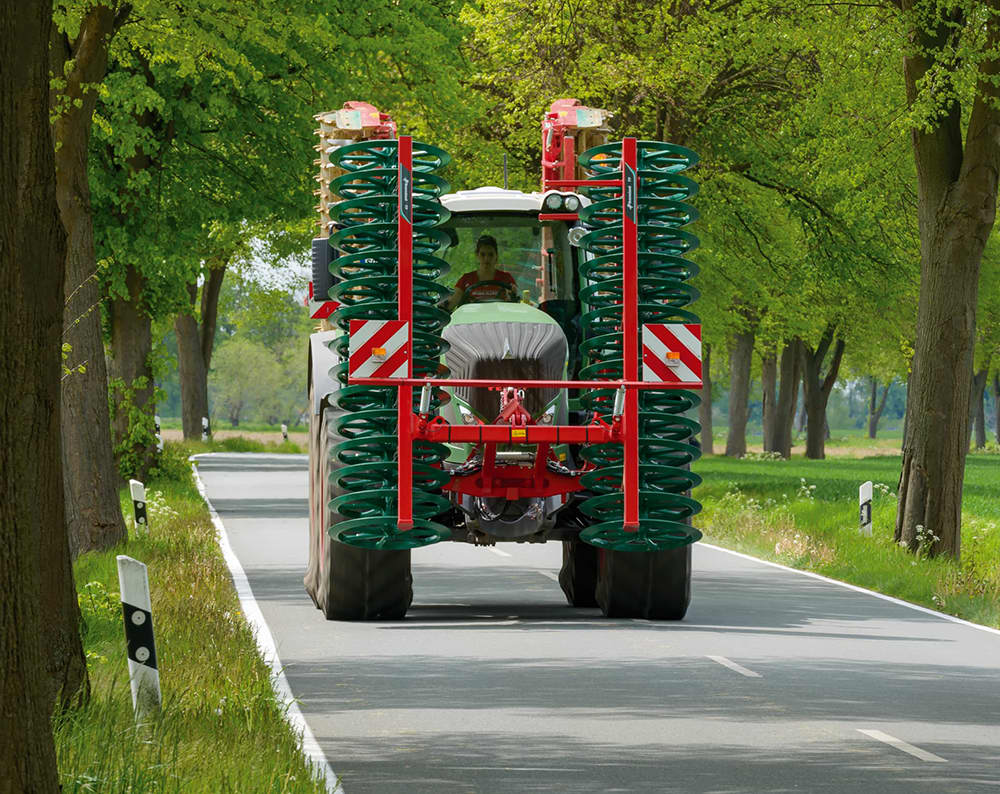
left=122, top=602, right=158, bottom=670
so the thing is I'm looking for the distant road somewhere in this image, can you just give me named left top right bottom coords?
left=195, top=453, right=1000, bottom=794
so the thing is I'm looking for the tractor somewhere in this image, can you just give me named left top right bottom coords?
left=304, top=100, right=704, bottom=621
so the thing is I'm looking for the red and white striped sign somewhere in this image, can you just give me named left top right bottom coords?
left=348, top=319, right=410, bottom=380
left=309, top=299, right=339, bottom=320
left=642, top=323, right=702, bottom=385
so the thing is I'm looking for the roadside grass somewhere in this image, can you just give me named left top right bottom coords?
left=55, top=443, right=326, bottom=793
left=709, top=427, right=905, bottom=456
left=694, top=452, right=1000, bottom=629
left=166, top=436, right=304, bottom=455
left=158, top=418, right=306, bottom=434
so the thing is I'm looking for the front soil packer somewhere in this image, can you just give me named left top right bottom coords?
left=306, top=101, right=705, bottom=620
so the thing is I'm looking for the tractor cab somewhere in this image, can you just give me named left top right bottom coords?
left=435, top=186, right=589, bottom=538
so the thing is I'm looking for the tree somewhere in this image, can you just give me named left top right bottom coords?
left=894, top=0, right=1000, bottom=557
left=868, top=377, right=895, bottom=439
left=1, top=2, right=79, bottom=789
left=51, top=2, right=130, bottom=555
left=800, top=324, right=846, bottom=459
left=209, top=338, right=285, bottom=427
left=698, top=344, right=714, bottom=454
left=725, top=315, right=756, bottom=457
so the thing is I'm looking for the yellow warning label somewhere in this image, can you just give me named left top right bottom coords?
left=511, top=429, right=527, bottom=440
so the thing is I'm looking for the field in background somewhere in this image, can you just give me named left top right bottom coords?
left=695, top=453, right=1000, bottom=628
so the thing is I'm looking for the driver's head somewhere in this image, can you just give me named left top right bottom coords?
left=475, top=234, right=498, bottom=270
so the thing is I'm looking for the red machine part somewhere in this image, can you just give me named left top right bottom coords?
left=418, top=389, right=618, bottom=501
left=541, top=98, right=609, bottom=191
left=339, top=100, right=397, bottom=139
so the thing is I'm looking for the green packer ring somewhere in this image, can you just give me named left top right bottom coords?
left=580, top=519, right=702, bottom=552
left=332, top=516, right=451, bottom=550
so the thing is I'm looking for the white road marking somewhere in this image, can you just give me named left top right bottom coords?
left=858, top=729, right=948, bottom=763
left=190, top=459, right=342, bottom=794
left=703, top=543, right=1000, bottom=637
left=488, top=547, right=512, bottom=557
left=537, top=570, right=559, bottom=581
left=707, top=655, right=761, bottom=678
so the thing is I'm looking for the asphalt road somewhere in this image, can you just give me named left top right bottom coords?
left=194, top=453, right=1000, bottom=794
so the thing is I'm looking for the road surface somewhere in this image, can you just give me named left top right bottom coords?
left=194, top=453, right=1000, bottom=793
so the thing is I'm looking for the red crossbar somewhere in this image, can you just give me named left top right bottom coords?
left=545, top=179, right=621, bottom=188
left=350, top=377, right=701, bottom=390
left=417, top=422, right=616, bottom=445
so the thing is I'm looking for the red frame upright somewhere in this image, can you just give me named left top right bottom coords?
left=397, top=136, right=414, bottom=530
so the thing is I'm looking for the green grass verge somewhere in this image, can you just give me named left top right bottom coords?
left=159, top=418, right=307, bottom=434
left=694, top=451, right=1000, bottom=628
left=169, top=437, right=305, bottom=455
left=55, top=443, right=327, bottom=793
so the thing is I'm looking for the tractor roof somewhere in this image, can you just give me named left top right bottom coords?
left=441, top=186, right=588, bottom=214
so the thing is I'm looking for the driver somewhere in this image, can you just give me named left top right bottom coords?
left=446, top=234, right=518, bottom=311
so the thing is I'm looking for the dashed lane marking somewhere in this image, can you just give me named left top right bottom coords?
left=858, top=729, right=948, bottom=763
left=707, top=655, right=762, bottom=678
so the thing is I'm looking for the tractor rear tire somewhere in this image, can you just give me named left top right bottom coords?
left=305, top=397, right=412, bottom=620
left=558, top=539, right=599, bottom=607
left=595, top=545, right=691, bottom=620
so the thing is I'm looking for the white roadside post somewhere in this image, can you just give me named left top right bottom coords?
left=129, top=479, right=148, bottom=533
left=201, top=416, right=210, bottom=442
left=859, top=480, right=873, bottom=536
left=154, top=414, right=163, bottom=452
left=116, top=555, right=161, bottom=719
left=281, top=423, right=288, bottom=441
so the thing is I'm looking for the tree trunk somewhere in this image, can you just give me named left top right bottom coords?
left=1, top=3, right=71, bottom=788
left=698, top=342, right=713, bottom=454
left=868, top=377, right=892, bottom=439
left=895, top=5, right=1000, bottom=558
left=761, top=352, right=777, bottom=451
left=725, top=328, right=754, bottom=457
left=176, top=265, right=225, bottom=439
left=970, top=368, right=988, bottom=449
left=770, top=339, right=801, bottom=457
left=994, top=373, right=1000, bottom=444
left=108, top=264, right=156, bottom=481
left=51, top=5, right=127, bottom=557
left=800, top=325, right=846, bottom=460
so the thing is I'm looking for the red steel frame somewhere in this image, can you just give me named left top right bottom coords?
left=397, top=137, right=414, bottom=530
left=373, top=137, right=682, bottom=533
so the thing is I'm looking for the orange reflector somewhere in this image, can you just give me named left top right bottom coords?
left=512, top=429, right=527, bottom=440
left=666, top=351, right=681, bottom=359
left=372, top=346, right=386, bottom=357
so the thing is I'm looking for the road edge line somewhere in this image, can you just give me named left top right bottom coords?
left=701, top=542, right=1000, bottom=638
left=190, top=457, right=343, bottom=794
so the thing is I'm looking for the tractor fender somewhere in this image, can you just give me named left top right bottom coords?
left=308, top=329, right=341, bottom=417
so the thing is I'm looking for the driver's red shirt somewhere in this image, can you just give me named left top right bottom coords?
left=456, top=269, right=517, bottom=302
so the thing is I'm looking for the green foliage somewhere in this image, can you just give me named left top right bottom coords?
left=108, top=375, right=161, bottom=480
left=208, top=336, right=304, bottom=428
left=150, top=442, right=197, bottom=485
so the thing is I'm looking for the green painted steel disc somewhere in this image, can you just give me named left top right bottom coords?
left=580, top=520, right=702, bottom=552
left=332, top=516, right=450, bottom=549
